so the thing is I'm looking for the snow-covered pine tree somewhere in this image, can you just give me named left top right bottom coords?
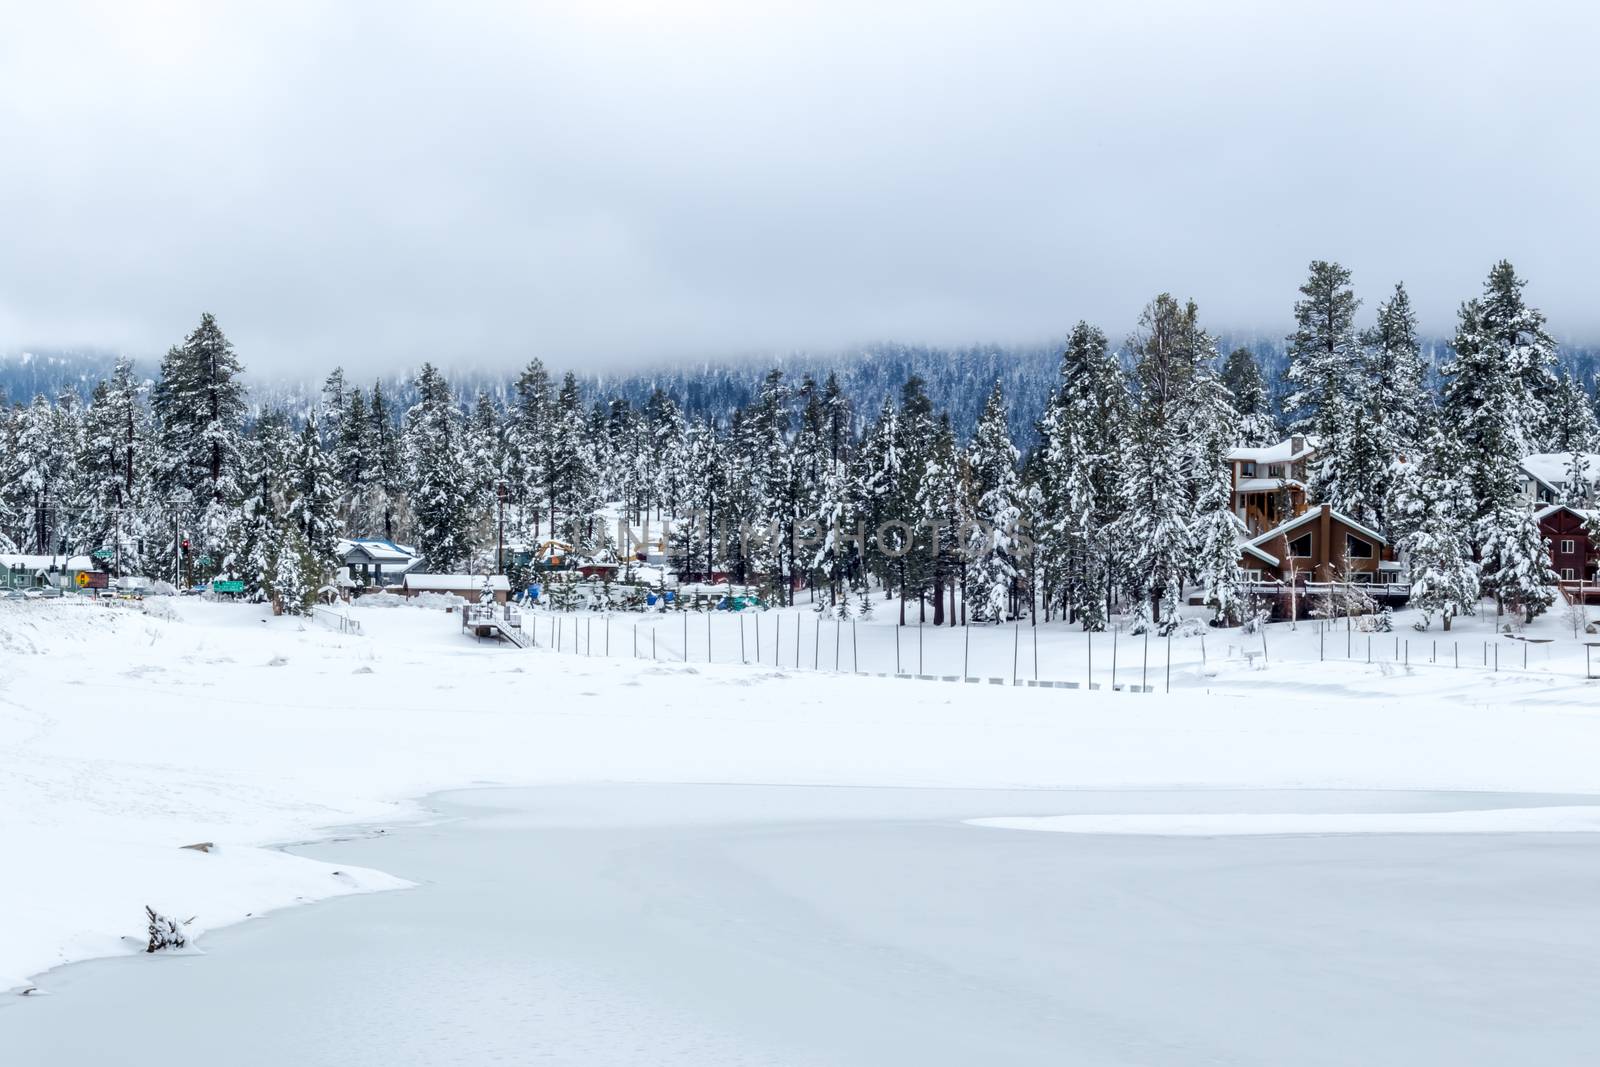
left=292, top=411, right=343, bottom=580
left=465, top=390, right=503, bottom=547
left=320, top=367, right=346, bottom=449
left=1478, top=503, right=1559, bottom=623
left=1039, top=322, right=1125, bottom=629
left=364, top=380, right=406, bottom=541
left=892, top=375, right=936, bottom=623
left=404, top=364, right=473, bottom=570
left=1190, top=373, right=1247, bottom=624
left=1363, top=282, right=1434, bottom=451
left=266, top=518, right=315, bottom=616
left=850, top=397, right=900, bottom=597
left=964, top=381, right=1021, bottom=624
left=332, top=386, right=370, bottom=507
left=546, top=372, right=592, bottom=544
left=1310, top=391, right=1393, bottom=531
left=915, top=412, right=961, bottom=625
left=1221, top=346, right=1277, bottom=446
left=1442, top=291, right=1529, bottom=527
left=1285, top=260, right=1363, bottom=434
left=1477, top=260, right=1561, bottom=450
left=1119, top=294, right=1208, bottom=629
left=1398, top=432, right=1479, bottom=631
left=152, top=313, right=247, bottom=568
left=11, top=394, right=60, bottom=553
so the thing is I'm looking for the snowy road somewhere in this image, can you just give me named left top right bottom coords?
left=9, top=783, right=1600, bottom=1066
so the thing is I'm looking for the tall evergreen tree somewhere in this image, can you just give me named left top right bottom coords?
left=405, top=364, right=473, bottom=570
left=965, top=381, right=1021, bottom=623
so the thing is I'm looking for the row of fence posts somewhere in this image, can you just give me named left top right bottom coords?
left=1311, top=618, right=1559, bottom=673
left=518, top=610, right=1600, bottom=686
left=527, top=611, right=1178, bottom=693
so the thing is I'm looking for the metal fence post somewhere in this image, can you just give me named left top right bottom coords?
left=1111, top=628, right=1118, bottom=690
left=852, top=620, right=858, bottom=672
left=895, top=624, right=901, bottom=675
left=1165, top=629, right=1172, bottom=693
left=1142, top=630, right=1149, bottom=690
left=1012, top=624, right=1019, bottom=685
left=963, top=625, right=970, bottom=679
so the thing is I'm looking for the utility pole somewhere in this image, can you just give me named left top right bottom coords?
left=496, top=480, right=508, bottom=575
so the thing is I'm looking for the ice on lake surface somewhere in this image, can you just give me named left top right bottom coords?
left=9, top=783, right=1600, bottom=1066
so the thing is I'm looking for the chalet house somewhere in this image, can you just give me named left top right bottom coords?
left=1227, top=435, right=1319, bottom=536
left=1534, top=504, right=1599, bottom=603
left=338, top=538, right=422, bottom=590
left=401, top=573, right=511, bottom=604
left=1520, top=453, right=1600, bottom=508
left=1237, top=504, right=1403, bottom=588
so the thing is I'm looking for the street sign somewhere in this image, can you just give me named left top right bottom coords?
left=76, top=571, right=109, bottom=590
left=211, top=580, right=245, bottom=594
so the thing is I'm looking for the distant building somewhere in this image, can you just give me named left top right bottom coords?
left=401, top=573, right=511, bottom=604
left=338, top=538, right=422, bottom=590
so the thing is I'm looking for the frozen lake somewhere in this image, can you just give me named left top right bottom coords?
left=10, top=784, right=1600, bottom=1066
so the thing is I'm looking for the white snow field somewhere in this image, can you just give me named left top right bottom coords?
left=4, top=595, right=1600, bottom=1062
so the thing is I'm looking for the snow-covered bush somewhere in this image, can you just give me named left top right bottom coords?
left=145, top=906, right=190, bottom=953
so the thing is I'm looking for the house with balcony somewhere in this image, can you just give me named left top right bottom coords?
left=1226, top=435, right=1319, bottom=536
left=1231, top=503, right=1407, bottom=618
left=1534, top=503, right=1599, bottom=604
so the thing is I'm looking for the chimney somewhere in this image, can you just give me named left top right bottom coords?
left=1291, top=434, right=1305, bottom=455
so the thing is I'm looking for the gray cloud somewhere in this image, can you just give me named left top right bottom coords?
left=3, top=1, right=1597, bottom=375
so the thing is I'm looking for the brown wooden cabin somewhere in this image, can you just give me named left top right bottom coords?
left=1233, top=504, right=1405, bottom=618
left=1536, top=504, right=1600, bottom=604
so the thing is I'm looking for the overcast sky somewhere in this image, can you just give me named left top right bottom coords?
left=2, top=1, right=1596, bottom=375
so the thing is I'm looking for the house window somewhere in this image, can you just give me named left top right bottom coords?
left=1241, top=462, right=1257, bottom=478
left=1345, top=534, right=1374, bottom=559
left=1350, top=573, right=1372, bottom=584
left=1288, top=533, right=1312, bottom=558
left=1267, top=464, right=1285, bottom=479
left=1562, top=568, right=1576, bottom=581
left=1560, top=539, right=1576, bottom=554
left=1244, top=569, right=1262, bottom=583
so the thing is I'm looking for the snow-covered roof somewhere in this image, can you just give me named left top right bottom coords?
left=0, top=554, right=78, bottom=572
left=1227, top=435, right=1320, bottom=464
left=338, top=538, right=420, bottom=564
left=402, top=573, right=510, bottom=592
left=1521, top=453, right=1600, bottom=492
left=1241, top=543, right=1279, bottom=566
left=1234, top=477, right=1306, bottom=493
left=1247, top=505, right=1388, bottom=549
left=1532, top=503, right=1600, bottom=523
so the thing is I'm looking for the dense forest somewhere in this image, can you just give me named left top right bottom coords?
left=2, top=260, right=1597, bottom=632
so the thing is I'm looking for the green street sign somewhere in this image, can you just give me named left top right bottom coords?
left=211, top=580, right=245, bottom=594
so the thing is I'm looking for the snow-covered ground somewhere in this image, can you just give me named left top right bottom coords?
left=4, top=593, right=1600, bottom=992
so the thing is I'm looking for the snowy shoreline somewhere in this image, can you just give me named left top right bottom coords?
left=7, top=596, right=1600, bottom=991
